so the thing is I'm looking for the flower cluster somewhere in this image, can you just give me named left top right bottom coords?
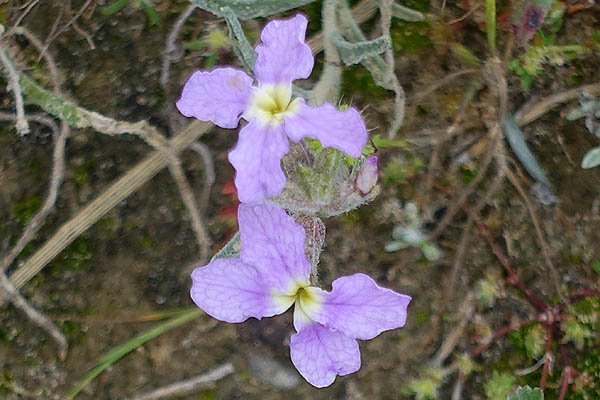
left=177, top=14, right=411, bottom=388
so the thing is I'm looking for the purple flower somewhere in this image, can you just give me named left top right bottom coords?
left=190, top=202, right=411, bottom=387
left=176, top=14, right=368, bottom=203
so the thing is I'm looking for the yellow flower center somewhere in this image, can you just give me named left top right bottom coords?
left=246, top=83, right=301, bottom=126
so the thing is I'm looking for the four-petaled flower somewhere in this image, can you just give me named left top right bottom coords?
left=191, top=202, right=411, bottom=387
left=176, top=14, right=368, bottom=203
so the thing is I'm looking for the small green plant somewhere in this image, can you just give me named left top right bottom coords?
left=566, top=92, right=600, bottom=168
left=385, top=202, right=441, bottom=261
left=101, top=0, right=160, bottom=26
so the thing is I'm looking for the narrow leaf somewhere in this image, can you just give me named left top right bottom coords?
left=65, top=308, right=202, bottom=400
left=581, top=146, right=600, bottom=169
left=331, top=33, right=391, bottom=66
left=140, top=0, right=161, bottom=26
left=188, top=0, right=317, bottom=20
left=502, top=113, right=550, bottom=186
left=485, top=0, right=496, bottom=52
left=101, top=0, right=129, bottom=16
left=221, top=6, right=256, bottom=72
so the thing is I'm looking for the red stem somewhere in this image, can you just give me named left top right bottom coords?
left=470, top=319, right=536, bottom=358
left=558, top=366, right=577, bottom=400
left=539, top=323, right=554, bottom=390
left=476, top=222, right=548, bottom=312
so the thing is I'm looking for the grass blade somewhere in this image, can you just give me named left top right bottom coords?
left=485, top=0, right=496, bottom=53
left=65, top=307, right=202, bottom=400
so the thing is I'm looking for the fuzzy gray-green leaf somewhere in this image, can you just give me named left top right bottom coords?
left=188, top=0, right=317, bottom=19
left=392, top=2, right=425, bottom=21
left=581, top=146, right=600, bottom=169
left=331, top=33, right=391, bottom=66
left=508, top=386, right=544, bottom=400
left=221, top=6, right=256, bottom=72
left=502, top=112, right=550, bottom=186
left=210, top=232, right=241, bottom=262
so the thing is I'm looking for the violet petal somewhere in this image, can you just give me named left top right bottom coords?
left=284, top=100, right=368, bottom=158
left=238, top=202, right=311, bottom=292
left=176, top=67, right=253, bottom=129
left=254, top=14, right=314, bottom=84
left=290, top=323, right=361, bottom=388
left=190, top=258, right=292, bottom=323
left=314, top=273, right=411, bottom=340
left=228, top=119, right=289, bottom=203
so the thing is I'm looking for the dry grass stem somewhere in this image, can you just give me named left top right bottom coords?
left=504, top=165, right=564, bottom=302
left=129, top=362, right=234, bottom=400
left=2, top=121, right=211, bottom=303
left=167, top=155, right=211, bottom=263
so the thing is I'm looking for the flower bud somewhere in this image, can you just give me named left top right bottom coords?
left=356, top=156, right=379, bottom=195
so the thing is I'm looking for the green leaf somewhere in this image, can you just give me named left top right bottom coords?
left=581, top=146, right=600, bottom=169
left=221, top=6, right=256, bottom=72
left=449, top=43, right=481, bottom=67
left=507, top=386, right=544, bottom=400
left=187, top=0, right=317, bottom=20
left=140, top=0, right=161, bottom=26
left=485, top=0, right=496, bottom=52
left=484, top=371, right=515, bottom=400
left=332, top=33, right=391, bottom=66
left=524, top=324, right=545, bottom=359
left=101, top=0, right=130, bottom=16
left=210, top=232, right=241, bottom=262
left=65, top=308, right=202, bottom=400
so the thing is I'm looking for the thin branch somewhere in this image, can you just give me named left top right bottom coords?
left=515, top=82, right=600, bottom=126
left=8, top=0, right=40, bottom=33
left=476, top=221, right=549, bottom=312
left=0, top=114, right=68, bottom=272
left=379, top=0, right=405, bottom=137
left=0, top=42, right=30, bottom=135
left=505, top=165, right=564, bottom=303
left=18, top=72, right=168, bottom=149
left=38, top=0, right=94, bottom=59
left=161, top=4, right=196, bottom=89
left=12, top=26, right=63, bottom=91
left=2, top=121, right=211, bottom=302
left=0, top=269, right=67, bottom=359
left=129, top=362, right=234, bottom=400
left=311, top=0, right=342, bottom=105
left=167, top=155, right=211, bottom=263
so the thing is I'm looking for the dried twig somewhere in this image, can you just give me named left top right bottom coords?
left=2, top=121, right=211, bottom=303
left=129, top=362, right=234, bottom=400
left=312, top=0, right=342, bottom=105
left=8, top=0, right=40, bottom=32
left=189, top=142, right=216, bottom=212
left=515, top=81, right=600, bottom=126
left=0, top=114, right=68, bottom=272
left=0, top=42, right=30, bottom=135
left=379, top=0, right=405, bottom=138
left=0, top=269, right=68, bottom=358
left=161, top=4, right=197, bottom=89
left=504, top=165, right=564, bottom=302
left=38, top=0, right=94, bottom=59
left=167, top=155, right=211, bottom=263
